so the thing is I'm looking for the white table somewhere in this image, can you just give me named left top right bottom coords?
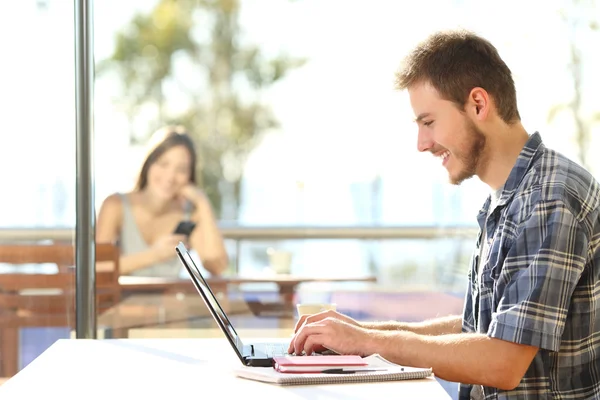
left=0, top=338, right=451, bottom=399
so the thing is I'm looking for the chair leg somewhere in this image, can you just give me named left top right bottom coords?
left=0, top=328, right=19, bottom=377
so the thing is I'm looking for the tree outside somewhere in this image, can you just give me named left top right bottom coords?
left=549, top=0, right=600, bottom=171
left=98, top=0, right=306, bottom=219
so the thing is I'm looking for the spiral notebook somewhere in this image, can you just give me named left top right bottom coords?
left=234, top=354, right=432, bottom=385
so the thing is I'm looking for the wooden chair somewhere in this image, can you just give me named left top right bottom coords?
left=0, top=242, right=121, bottom=377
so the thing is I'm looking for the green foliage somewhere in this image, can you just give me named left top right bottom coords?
left=549, top=0, right=599, bottom=170
left=97, top=0, right=198, bottom=119
left=99, top=0, right=306, bottom=217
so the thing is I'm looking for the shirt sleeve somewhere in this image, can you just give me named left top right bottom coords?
left=487, top=199, right=587, bottom=352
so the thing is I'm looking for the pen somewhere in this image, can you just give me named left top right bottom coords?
left=321, top=368, right=395, bottom=374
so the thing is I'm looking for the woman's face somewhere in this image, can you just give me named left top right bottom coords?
left=146, top=145, right=192, bottom=200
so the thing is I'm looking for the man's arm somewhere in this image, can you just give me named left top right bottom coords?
left=367, top=330, right=538, bottom=390
left=360, top=315, right=462, bottom=335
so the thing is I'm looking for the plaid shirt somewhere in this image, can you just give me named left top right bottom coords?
left=459, top=132, right=600, bottom=400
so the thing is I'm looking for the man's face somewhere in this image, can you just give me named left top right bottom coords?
left=408, top=82, right=486, bottom=185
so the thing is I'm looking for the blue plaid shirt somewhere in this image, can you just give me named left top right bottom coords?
left=460, top=132, right=600, bottom=399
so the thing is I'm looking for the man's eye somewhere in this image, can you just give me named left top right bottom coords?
left=424, top=121, right=434, bottom=127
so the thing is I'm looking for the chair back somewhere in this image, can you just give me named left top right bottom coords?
left=0, top=242, right=121, bottom=328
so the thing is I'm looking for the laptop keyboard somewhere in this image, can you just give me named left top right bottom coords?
left=263, top=344, right=329, bottom=357
left=264, top=344, right=290, bottom=357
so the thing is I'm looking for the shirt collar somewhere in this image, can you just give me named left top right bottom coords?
left=499, top=131, right=543, bottom=201
left=476, top=132, right=544, bottom=227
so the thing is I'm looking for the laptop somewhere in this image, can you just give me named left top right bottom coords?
left=175, top=242, right=290, bottom=367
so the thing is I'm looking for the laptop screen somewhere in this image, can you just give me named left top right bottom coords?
left=175, top=243, right=244, bottom=354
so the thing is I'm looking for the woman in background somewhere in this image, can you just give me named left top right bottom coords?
left=96, top=125, right=228, bottom=277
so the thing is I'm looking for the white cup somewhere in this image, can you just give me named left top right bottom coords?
left=296, top=303, right=337, bottom=316
left=267, top=248, right=292, bottom=274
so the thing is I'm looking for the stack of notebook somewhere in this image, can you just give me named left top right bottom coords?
left=234, top=354, right=432, bottom=385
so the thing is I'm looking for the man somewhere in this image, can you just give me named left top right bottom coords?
left=288, top=30, right=600, bottom=399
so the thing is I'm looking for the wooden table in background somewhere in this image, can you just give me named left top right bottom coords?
left=118, top=275, right=377, bottom=316
left=98, top=291, right=299, bottom=338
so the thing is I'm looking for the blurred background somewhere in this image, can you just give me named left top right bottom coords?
left=0, top=0, right=598, bottom=397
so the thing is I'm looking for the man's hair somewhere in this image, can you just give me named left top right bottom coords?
left=395, top=30, right=520, bottom=124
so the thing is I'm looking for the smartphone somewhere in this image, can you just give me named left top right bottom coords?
left=173, top=220, right=197, bottom=236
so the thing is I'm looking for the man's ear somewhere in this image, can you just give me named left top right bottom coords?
left=468, top=87, right=490, bottom=121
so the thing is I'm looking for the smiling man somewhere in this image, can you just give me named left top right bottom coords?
left=288, top=30, right=600, bottom=399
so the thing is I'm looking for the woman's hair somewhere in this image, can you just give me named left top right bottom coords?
left=134, top=125, right=197, bottom=191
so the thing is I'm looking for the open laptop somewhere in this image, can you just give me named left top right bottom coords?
left=175, top=242, right=290, bottom=367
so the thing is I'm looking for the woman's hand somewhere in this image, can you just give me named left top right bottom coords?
left=178, top=183, right=229, bottom=276
left=178, top=184, right=208, bottom=208
left=150, top=234, right=188, bottom=262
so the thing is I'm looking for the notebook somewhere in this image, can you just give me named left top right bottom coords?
left=273, top=355, right=367, bottom=373
left=235, top=354, right=432, bottom=385
left=175, top=242, right=289, bottom=367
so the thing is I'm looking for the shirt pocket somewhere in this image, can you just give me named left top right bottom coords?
left=480, top=236, right=504, bottom=307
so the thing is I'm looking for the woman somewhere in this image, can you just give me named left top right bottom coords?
left=96, top=125, right=228, bottom=277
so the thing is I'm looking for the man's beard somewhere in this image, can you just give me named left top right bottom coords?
left=450, top=119, right=487, bottom=185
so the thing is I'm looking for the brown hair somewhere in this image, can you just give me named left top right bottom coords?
left=395, top=30, right=520, bottom=124
left=135, top=125, right=197, bottom=190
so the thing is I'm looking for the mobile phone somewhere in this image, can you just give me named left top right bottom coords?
left=173, top=220, right=196, bottom=236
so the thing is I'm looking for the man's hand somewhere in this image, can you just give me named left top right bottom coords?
left=289, top=310, right=361, bottom=354
left=293, top=310, right=361, bottom=333
left=289, top=316, right=375, bottom=357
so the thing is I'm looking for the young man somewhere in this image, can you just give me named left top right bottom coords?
left=288, top=30, right=600, bottom=399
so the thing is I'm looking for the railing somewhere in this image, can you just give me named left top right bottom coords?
left=0, top=225, right=479, bottom=274
left=0, top=225, right=479, bottom=242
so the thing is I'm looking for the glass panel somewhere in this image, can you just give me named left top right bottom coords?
left=0, top=1, right=76, bottom=379
left=89, top=3, right=597, bottom=398
left=96, top=236, right=470, bottom=337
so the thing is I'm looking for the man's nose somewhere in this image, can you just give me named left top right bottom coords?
left=417, top=128, right=434, bottom=153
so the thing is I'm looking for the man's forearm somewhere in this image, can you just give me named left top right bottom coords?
left=366, top=330, right=537, bottom=391
left=360, top=315, right=462, bottom=335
